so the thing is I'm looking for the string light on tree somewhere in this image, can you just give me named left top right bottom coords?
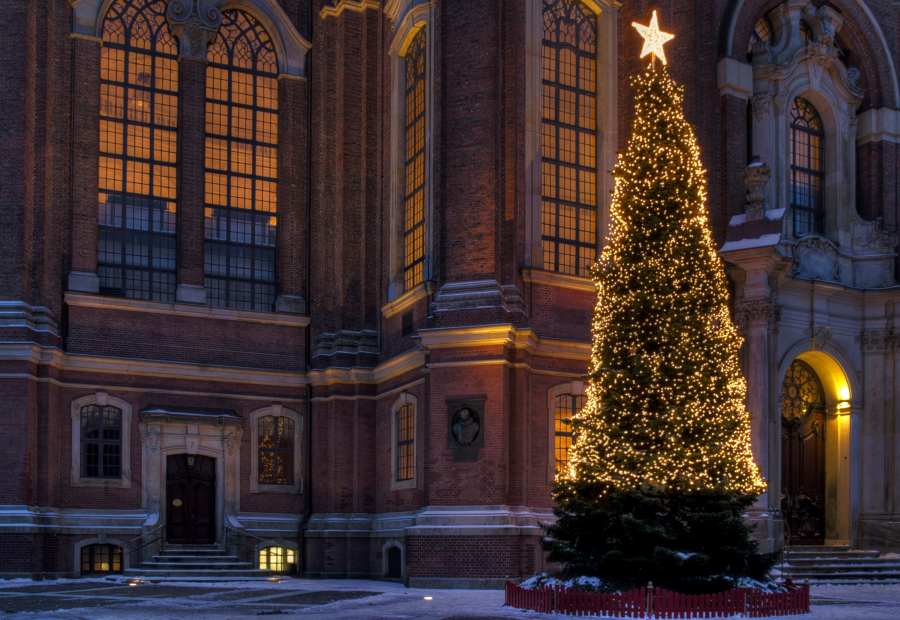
left=545, top=11, right=772, bottom=592
left=632, top=10, right=675, bottom=66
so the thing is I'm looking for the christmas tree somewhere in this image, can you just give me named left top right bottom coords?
left=545, top=14, right=772, bottom=593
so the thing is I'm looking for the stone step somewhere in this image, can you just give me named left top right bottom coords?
left=140, top=561, right=256, bottom=570
left=781, top=571, right=900, bottom=582
left=158, top=548, right=229, bottom=556
left=783, top=558, right=900, bottom=567
left=782, top=562, right=900, bottom=573
left=785, top=550, right=881, bottom=560
left=152, top=555, right=242, bottom=563
left=124, top=568, right=271, bottom=578
left=787, top=545, right=850, bottom=552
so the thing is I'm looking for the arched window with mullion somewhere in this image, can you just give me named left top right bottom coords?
left=204, top=10, right=279, bottom=312
left=98, top=0, right=178, bottom=302
left=402, top=29, right=428, bottom=292
left=541, top=0, right=598, bottom=277
left=790, top=97, right=825, bottom=237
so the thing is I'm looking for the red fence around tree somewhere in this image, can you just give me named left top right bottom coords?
left=505, top=581, right=810, bottom=618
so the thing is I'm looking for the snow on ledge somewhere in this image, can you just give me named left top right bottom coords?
left=728, top=208, right=786, bottom=227
left=720, top=233, right=782, bottom=253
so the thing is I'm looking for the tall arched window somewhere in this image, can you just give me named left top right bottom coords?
left=541, top=0, right=598, bottom=277
left=402, top=29, right=428, bottom=291
left=790, top=97, right=825, bottom=237
left=205, top=10, right=279, bottom=311
left=98, top=0, right=178, bottom=302
left=552, top=392, right=584, bottom=474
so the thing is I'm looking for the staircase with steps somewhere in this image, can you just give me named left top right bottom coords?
left=776, top=545, right=900, bottom=584
left=125, top=543, right=271, bottom=578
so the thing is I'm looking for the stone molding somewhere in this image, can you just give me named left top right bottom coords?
left=140, top=415, right=244, bottom=543
left=743, top=159, right=771, bottom=221
left=857, top=108, right=900, bottom=145
left=860, top=329, right=896, bottom=352
left=166, top=0, right=222, bottom=60
left=521, top=268, right=595, bottom=294
left=320, top=0, right=380, bottom=19
left=382, top=283, right=430, bottom=319
left=70, top=392, right=134, bottom=489
left=70, top=0, right=310, bottom=77
left=430, top=280, right=526, bottom=317
left=736, top=299, right=780, bottom=328
left=0, top=301, right=60, bottom=337
left=65, top=292, right=310, bottom=327
left=390, top=393, right=418, bottom=491
left=718, top=57, right=753, bottom=99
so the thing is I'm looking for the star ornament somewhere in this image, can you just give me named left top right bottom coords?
left=632, top=10, right=675, bottom=66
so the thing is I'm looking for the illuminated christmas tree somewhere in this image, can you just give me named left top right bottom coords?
left=545, top=13, right=772, bottom=593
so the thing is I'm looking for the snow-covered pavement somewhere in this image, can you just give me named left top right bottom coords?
left=0, top=577, right=898, bottom=619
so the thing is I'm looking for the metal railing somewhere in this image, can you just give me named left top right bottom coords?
left=127, top=523, right=165, bottom=567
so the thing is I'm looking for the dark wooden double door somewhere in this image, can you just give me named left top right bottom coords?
left=166, top=454, right=216, bottom=544
left=782, top=407, right=826, bottom=544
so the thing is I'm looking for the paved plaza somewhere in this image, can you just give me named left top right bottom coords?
left=0, top=578, right=899, bottom=619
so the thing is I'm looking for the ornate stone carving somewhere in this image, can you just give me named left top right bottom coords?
left=792, top=236, right=841, bottom=283
left=811, top=325, right=831, bottom=351
left=736, top=299, right=780, bottom=328
left=860, top=329, right=895, bottom=353
left=224, top=427, right=242, bottom=456
left=851, top=220, right=898, bottom=255
left=751, top=93, right=773, bottom=122
left=141, top=424, right=161, bottom=453
left=744, top=158, right=771, bottom=221
left=166, top=0, right=222, bottom=61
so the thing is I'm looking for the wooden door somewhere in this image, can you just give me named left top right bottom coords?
left=166, top=454, right=216, bottom=544
left=781, top=360, right=826, bottom=545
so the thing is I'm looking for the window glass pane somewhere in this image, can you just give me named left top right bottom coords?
left=258, top=415, right=294, bottom=485
left=204, top=10, right=279, bottom=313
left=402, top=29, right=428, bottom=292
left=789, top=98, right=825, bottom=237
left=396, top=403, right=416, bottom=482
left=98, top=0, right=178, bottom=303
left=541, top=0, right=598, bottom=277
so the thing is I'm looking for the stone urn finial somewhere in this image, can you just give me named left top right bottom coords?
left=744, top=157, right=771, bottom=221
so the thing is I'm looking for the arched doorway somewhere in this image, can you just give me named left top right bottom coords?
left=781, top=360, right=827, bottom=544
left=386, top=546, right=402, bottom=579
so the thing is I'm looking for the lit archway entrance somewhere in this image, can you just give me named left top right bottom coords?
left=780, top=351, right=853, bottom=546
left=781, top=360, right=826, bottom=544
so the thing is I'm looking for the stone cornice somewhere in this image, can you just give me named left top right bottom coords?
left=65, top=292, right=310, bottom=327
left=521, top=268, right=595, bottom=294
left=382, top=283, right=430, bottom=319
left=417, top=324, right=591, bottom=361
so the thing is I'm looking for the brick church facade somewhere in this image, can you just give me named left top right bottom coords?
left=1, top=0, right=899, bottom=585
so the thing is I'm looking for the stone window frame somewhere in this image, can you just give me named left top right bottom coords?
left=746, top=2, right=864, bottom=246
left=390, top=392, right=418, bottom=491
left=74, top=537, right=130, bottom=576
left=255, top=539, right=299, bottom=573
left=546, top=380, right=584, bottom=481
left=249, top=404, right=302, bottom=493
left=525, top=0, right=619, bottom=281
left=70, top=392, right=133, bottom=489
left=386, top=1, right=435, bottom=305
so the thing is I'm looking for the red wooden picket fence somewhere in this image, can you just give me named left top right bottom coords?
left=505, top=581, right=810, bottom=618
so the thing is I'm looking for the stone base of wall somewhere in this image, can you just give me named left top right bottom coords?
left=859, top=517, right=900, bottom=552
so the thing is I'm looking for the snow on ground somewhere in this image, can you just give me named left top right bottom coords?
left=0, top=577, right=897, bottom=619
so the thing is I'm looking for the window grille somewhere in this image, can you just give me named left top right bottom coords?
left=98, top=0, right=178, bottom=302
left=81, top=544, right=123, bottom=574
left=541, top=0, right=598, bottom=277
left=396, top=403, right=415, bottom=482
left=790, top=97, right=825, bottom=237
left=553, top=393, right=584, bottom=473
left=81, top=405, right=123, bottom=479
left=258, top=415, right=294, bottom=485
left=403, top=29, right=428, bottom=291
left=204, top=10, right=279, bottom=311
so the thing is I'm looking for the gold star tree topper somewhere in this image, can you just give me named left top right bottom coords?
left=632, top=10, right=675, bottom=66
